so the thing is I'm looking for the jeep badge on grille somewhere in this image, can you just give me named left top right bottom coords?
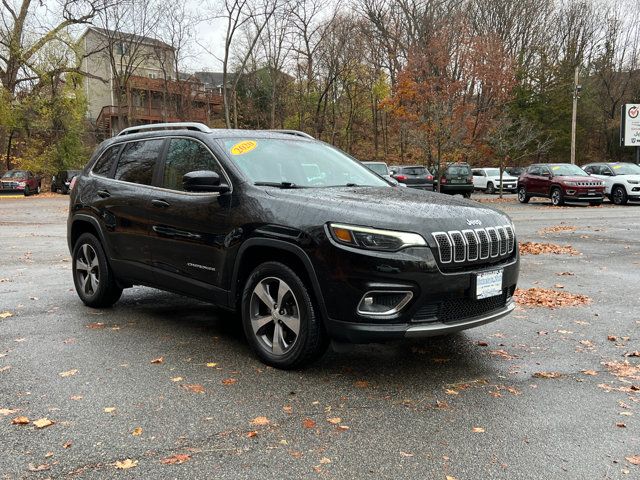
left=466, top=219, right=482, bottom=226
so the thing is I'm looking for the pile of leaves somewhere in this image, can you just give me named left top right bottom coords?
left=538, top=225, right=577, bottom=235
left=474, top=197, right=516, bottom=204
left=514, top=288, right=591, bottom=308
left=604, top=361, right=640, bottom=382
left=519, top=242, right=579, bottom=256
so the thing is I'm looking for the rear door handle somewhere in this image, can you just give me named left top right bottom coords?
left=151, top=199, right=170, bottom=208
left=97, top=189, right=111, bottom=198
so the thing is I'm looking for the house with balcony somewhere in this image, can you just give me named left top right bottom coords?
left=78, top=27, right=223, bottom=137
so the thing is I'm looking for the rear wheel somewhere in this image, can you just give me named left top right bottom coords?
left=517, top=186, right=530, bottom=203
left=612, top=185, right=628, bottom=205
left=241, top=261, right=328, bottom=369
left=72, top=233, right=122, bottom=308
left=486, top=182, right=495, bottom=194
left=551, top=187, right=564, bottom=206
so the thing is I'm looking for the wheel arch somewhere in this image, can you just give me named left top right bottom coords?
left=68, top=215, right=110, bottom=257
left=612, top=183, right=627, bottom=193
left=230, top=239, right=328, bottom=323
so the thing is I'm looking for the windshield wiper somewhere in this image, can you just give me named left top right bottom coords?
left=254, top=181, right=302, bottom=189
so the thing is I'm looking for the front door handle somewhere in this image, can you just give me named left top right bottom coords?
left=151, top=199, right=170, bottom=208
left=97, top=189, right=111, bottom=198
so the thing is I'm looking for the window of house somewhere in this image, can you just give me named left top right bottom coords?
left=115, top=42, right=130, bottom=56
left=114, top=140, right=164, bottom=185
left=92, top=145, right=122, bottom=177
left=162, top=138, right=224, bottom=191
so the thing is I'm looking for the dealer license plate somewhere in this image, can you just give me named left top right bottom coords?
left=476, top=269, right=503, bottom=299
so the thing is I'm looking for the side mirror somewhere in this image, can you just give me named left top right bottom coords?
left=183, top=170, right=229, bottom=193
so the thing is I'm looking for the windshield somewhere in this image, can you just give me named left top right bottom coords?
left=365, top=163, right=389, bottom=176
left=221, top=138, right=390, bottom=188
left=611, top=163, right=640, bottom=175
left=550, top=164, right=589, bottom=176
left=484, top=168, right=500, bottom=176
left=447, top=165, right=470, bottom=175
left=2, top=171, right=26, bottom=179
left=401, top=167, right=427, bottom=175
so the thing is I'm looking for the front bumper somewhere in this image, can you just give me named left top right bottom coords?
left=563, top=191, right=604, bottom=202
left=314, top=238, right=519, bottom=343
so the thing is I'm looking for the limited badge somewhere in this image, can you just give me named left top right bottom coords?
left=230, top=140, right=257, bottom=155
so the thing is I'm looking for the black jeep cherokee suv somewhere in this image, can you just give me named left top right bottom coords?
left=67, top=123, right=519, bottom=369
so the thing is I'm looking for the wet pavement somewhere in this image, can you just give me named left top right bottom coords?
left=0, top=194, right=639, bottom=479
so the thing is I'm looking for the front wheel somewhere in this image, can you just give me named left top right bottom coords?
left=551, top=187, right=564, bottom=206
left=23, top=186, right=30, bottom=196
left=612, top=186, right=628, bottom=205
left=241, top=261, right=328, bottom=369
left=72, top=233, right=122, bottom=308
left=517, top=186, right=530, bottom=203
left=486, top=182, right=495, bottom=194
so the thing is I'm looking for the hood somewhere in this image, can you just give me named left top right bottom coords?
left=263, top=186, right=511, bottom=237
left=555, top=175, right=602, bottom=183
left=618, top=174, right=640, bottom=182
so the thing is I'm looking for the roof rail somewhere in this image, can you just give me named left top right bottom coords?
left=116, top=122, right=212, bottom=137
left=267, top=129, right=314, bottom=140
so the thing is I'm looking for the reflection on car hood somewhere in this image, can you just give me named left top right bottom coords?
left=617, top=174, right=640, bottom=182
left=264, top=186, right=511, bottom=236
left=555, top=176, right=601, bottom=182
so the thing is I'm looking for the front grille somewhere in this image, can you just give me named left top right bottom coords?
left=1, top=182, right=18, bottom=189
left=412, top=286, right=515, bottom=324
left=431, top=225, right=514, bottom=267
left=574, top=182, right=601, bottom=187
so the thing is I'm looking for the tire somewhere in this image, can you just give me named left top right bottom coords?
left=23, top=186, right=30, bottom=196
left=463, top=191, right=472, bottom=198
left=551, top=187, right=564, bottom=206
left=241, top=261, right=328, bottom=369
left=612, top=185, right=628, bottom=205
left=517, top=186, right=530, bottom=203
left=486, top=182, right=495, bottom=194
left=72, top=233, right=122, bottom=308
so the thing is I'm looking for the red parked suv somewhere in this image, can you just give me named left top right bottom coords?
left=517, top=163, right=604, bottom=206
left=0, top=170, right=41, bottom=196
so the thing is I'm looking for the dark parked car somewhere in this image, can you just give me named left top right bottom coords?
left=517, top=163, right=605, bottom=206
left=504, top=166, right=525, bottom=178
left=438, top=163, right=474, bottom=197
left=67, top=123, right=519, bottom=369
left=51, top=170, right=82, bottom=194
left=389, top=165, right=434, bottom=190
left=0, top=170, right=41, bottom=195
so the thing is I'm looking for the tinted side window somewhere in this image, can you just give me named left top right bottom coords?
left=528, top=166, right=540, bottom=175
left=93, top=145, right=122, bottom=177
left=162, top=138, right=223, bottom=191
left=114, top=140, right=164, bottom=185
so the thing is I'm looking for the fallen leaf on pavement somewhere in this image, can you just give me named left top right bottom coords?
left=616, top=423, right=627, bottom=428
left=0, top=311, right=13, bottom=319
left=519, top=242, right=579, bottom=256
left=354, top=380, right=369, bottom=388
left=150, top=357, right=164, bottom=364
left=303, top=418, right=316, bottom=429
left=533, top=371, right=562, bottom=379
left=206, top=362, right=218, bottom=368
left=0, top=366, right=10, bottom=372
left=581, top=370, right=598, bottom=376
left=27, top=464, right=50, bottom=472
left=63, top=441, right=72, bottom=448
left=70, top=395, right=83, bottom=401
left=59, top=369, right=78, bottom=377
left=160, top=454, right=191, bottom=465
left=608, top=335, right=618, bottom=341
left=250, top=416, right=270, bottom=426
left=222, top=378, right=237, bottom=385
left=171, top=377, right=183, bottom=382
left=336, top=425, right=350, bottom=431
left=85, top=322, right=104, bottom=329
left=104, top=407, right=116, bottom=413
left=132, top=427, right=143, bottom=436
left=327, top=417, right=341, bottom=424
left=33, top=418, right=54, bottom=429
left=181, top=384, right=205, bottom=394
left=472, top=427, right=485, bottom=433
left=626, top=455, right=640, bottom=466
left=538, top=225, right=577, bottom=235
left=0, top=408, right=18, bottom=416
left=283, top=405, right=292, bottom=414
left=115, top=459, right=138, bottom=469
left=320, top=457, right=331, bottom=464
left=625, top=351, right=640, bottom=358
left=12, top=416, right=29, bottom=425
left=246, top=430, right=258, bottom=438
left=399, top=451, right=414, bottom=457
left=515, top=288, right=591, bottom=309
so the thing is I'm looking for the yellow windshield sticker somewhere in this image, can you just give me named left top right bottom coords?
left=230, top=140, right=257, bottom=155
left=552, top=166, right=560, bottom=170
left=613, top=165, right=622, bottom=169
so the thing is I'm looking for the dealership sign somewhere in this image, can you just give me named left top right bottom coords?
left=621, top=104, right=640, bottom=146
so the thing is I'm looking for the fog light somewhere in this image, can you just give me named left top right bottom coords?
left=357, top=291, right=413, bottom=316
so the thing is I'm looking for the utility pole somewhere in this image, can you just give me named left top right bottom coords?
left=570, top=66, right=581, bottom=165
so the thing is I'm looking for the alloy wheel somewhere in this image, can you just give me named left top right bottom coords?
left=552, top=190, right=561, bottom=205
left=518, top=188, right=526, bottom=202
left=249, top=277, right=300, bottom=356
left=75, top=244, right=100, bottom=296
left=613, top=187, right=625, bottom=205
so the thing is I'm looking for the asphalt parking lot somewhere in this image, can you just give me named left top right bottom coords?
left=1, top=193, right=639, bottom=479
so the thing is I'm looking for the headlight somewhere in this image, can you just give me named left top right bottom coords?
left=18, top=181, right=26, bottom=186
left=627, top=180, right=640, bottom=185
left=328, top=223, right=426, bottom=251
left=564, top=181, right=578, bottom=186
